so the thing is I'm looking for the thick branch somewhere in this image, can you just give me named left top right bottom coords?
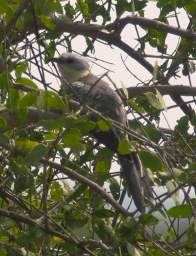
left=122, top=85, right=196, bottom=98
left=51, top=16, right=154, bottom=74
left=42, top=159, right=131, bottom=217
left=14, top=82, right=196, bottom=98
left=0, top=209, right=92, bottom=254
left=107, top=16, right=196, bottom=40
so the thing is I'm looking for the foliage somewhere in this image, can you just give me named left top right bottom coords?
left=0, top=0, right=195, bottom=255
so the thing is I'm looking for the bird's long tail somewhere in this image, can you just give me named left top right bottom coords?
left=118, top=152, right=152, bottom=212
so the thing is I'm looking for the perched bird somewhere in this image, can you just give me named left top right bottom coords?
left=51, top=53, right=152, bottom=212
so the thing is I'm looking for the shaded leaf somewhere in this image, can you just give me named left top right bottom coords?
left=25, top=144, right=47, bottom=166
left=94, top=208, right=114, bottom=218
left=139, top=150, right=163, bottom=171
left=0, top=134, right=9, bottom=146
left=109, top=177, right=120, bottom=200
left=175, top=116, right=189, bottom=135
left=139, top=213, right=159, bottom=225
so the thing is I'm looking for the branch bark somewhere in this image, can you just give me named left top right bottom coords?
left=0, top=209, right=94, bottom=255
left=106, top=16, right=196, bottom=40
left=122, top=85, right=196, bottom=97
left=42, top=159, right=131, bottom=217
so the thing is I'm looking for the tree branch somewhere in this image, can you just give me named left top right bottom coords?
left=121, top=85, right=196, bottom=97
left=107, top=16, right=196, bottom=40
left=0, top=209, right=94, bottom=255
left=42, top=159, right=131, bottom=217
left=50, top=16, right=154, bottom=74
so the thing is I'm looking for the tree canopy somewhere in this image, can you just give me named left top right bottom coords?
left=0, top=0, right=195, bottom=255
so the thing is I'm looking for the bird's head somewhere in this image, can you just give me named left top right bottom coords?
left=51, top=53, right=90, bottom=83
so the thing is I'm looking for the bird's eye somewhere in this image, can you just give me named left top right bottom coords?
left=65, top=57, right=74, bottom=64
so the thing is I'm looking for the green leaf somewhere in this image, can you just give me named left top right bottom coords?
left=50, top=181, right=64, bottom=200
left=63, top=128, right=84, bottom=151
left=133, top=0, right=147, bottom=11
left=94, top=208, right=114, bottom=218
left=185, top=2, right=196, bottom=17
left=0, top=0, right=9, bottom=15
left=118, top=138, right=132, bottom=155
left=109, top=178, right=120, bottom=200
left=167, top=204, right=193, bottom=218
left=139, top=213, right=159, bottom=225
left=95, top=220, right=114, bottom=241
left=16, top=138, right=39, bottom=152
left=76, top=118, right=96, bottom=133
left=0, top=248, right=6, bottom=256
left=41, top=117, right=67, bottom=130
left=7, top=86, right=20, bottom=109
left=39, top=15, right=55, bottom=30
left=0, top=134, right=9, bottom=146
left=76, top=0, right=89, bottom=18
left=95, top=148, right=113, bottom=162
left=11, top=161, right=34, bottom=193
left=143, top=124, right=162, bottom=143
left=15, top=61, right=28, bottom=79
left=44, top=41, right=56, bottom=63
left=0, top=117, right=7, bottom=128
left=188, top=162, right=196, bottom=171
left=95, top=160, right=108, bottom=173
left=0, top=70, right=8, bottom=93
left=175, top=116, right=189, bottom=135
left=25, top=144, right=47, bottom=166
left=139, top=150, right=163, bottom=171
left=145, top=248, right=167, bottom=256
left=97, top=119, right=112, bottom=131
left=65, top=2, right=75, bottom=18
left=39, top=90, right=66, bottom=111
left=128, top=98, right=145, bottom=113
left=18, top=92, right=38, bottom=108
left=117, top=218, right=140, bottom=241
left=47, top=0, right=62, bottom=13
left=156, top=89, right=166, bottom=109
left=16, top=77, right=38, bottom=90
left=0, top=55, right=5, bottom=73
left=144, top=91, right=165, bottom=110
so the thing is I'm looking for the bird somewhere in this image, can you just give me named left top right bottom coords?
left=51, top=52, right=152, bottom=212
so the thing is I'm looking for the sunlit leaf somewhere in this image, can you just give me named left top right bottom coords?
left=168, top=204, right=193, bottom=218
left=15, top=61, right=28, bottom=79
left=63, top=128, right=84, bottom=151
left=18, top=92, right=38, bottom=108
left=118, top=138, right=133, bottom=155
left=39, top=15, right=55, bottom=30
left=97, top=119, right=112, bottom=131
left=16, top=77, right=38, bottom=90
